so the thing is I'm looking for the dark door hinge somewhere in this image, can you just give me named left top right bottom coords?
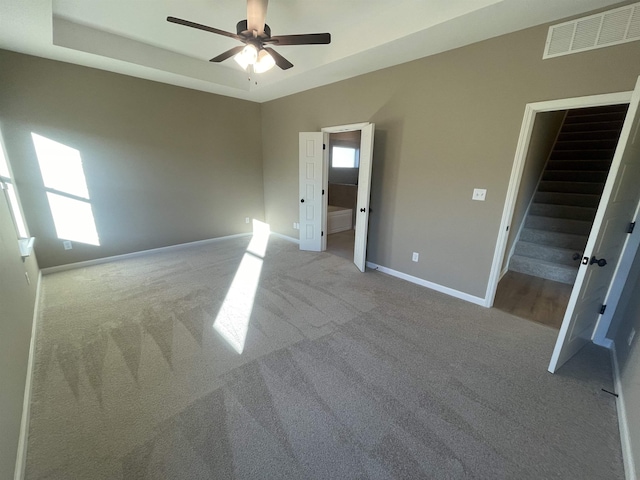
left=323, top=144, right=326, bottom=150
left=321, top=231, right=324, bottom=237
left=322, top=189, right=325, bottom=195
left=600, top=304, right=607, bottom=315
left=628, top=222, right=636, bottom=234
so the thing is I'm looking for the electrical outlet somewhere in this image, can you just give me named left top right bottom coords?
left=412, top=252, right=419, bottom=262
left=63, top=240, right=72, bottom=250
left=245, top=217, right=250, bottom=224
left=629, top=328, right=636, bottom=346
left=472, top=188, right=487, bottom=201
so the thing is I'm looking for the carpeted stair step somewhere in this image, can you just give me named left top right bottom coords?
left=550, top=149, right=615, bottom=161
left=509, top=254, right=578, bottom=284
left=525, top=215, right=592, bottom=235
left=557, top=130, right=624, bottom=142
left=537, top=181, right=604, bottom=195
left=529, top=203, right=597, bottom=221
left=542, top=170, right=609, bottom=183
left=520, top=228, right=588, bottom=251
left=546, top=160, right=612, bottom=171
left=533, top=191, right=601, bottom=208
left=553, top=139, right=619, bottom=150
left=514, top=241, right=582, bottom=266
left=562, top=120, right=625, bottom=133
left=564, top=110, right=628, bottom=124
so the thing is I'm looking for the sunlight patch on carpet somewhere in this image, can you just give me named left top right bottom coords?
left=214, top=220, right=270, bottom=353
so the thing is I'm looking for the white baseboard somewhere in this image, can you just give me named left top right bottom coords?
left=610, top=342, right=637, bottom=480
left=41, top=233, right=252, bottom=275
left=499, top=266, right=508, bottom=281
left=365, top=261, right=486, bottom=307
left=593, top=337, right=614, bottom=350
left=270, top=232, right=299, bottom=244
left=14, top=271, right=42, bottom=480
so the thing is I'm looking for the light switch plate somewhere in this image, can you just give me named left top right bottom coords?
left=472, top=188, right=487, bottom=201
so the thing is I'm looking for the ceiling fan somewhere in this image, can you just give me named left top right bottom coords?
left=167, top=0, right=331, bottom=73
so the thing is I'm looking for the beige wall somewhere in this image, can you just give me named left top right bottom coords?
left=608, top=241, right=640, bottom=477
left=261, top=21, right=640, bottom=298
left=0, top=192, right=39, bottom=479
left=0, top=50, right=264, bottom=268
left=501, top=110, right=566, bottom=272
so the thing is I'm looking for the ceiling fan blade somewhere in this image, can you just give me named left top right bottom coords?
left=264, top=47, right=293, bottom=70
left=167, top=16, right=241, bottom=41
left=265, top=33, right=331, bottom=46
left=246, top=0, right=268, bottom=35
left=210, top=46, right=245, bottom=63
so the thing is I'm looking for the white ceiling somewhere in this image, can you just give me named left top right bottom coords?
left=0, top=0, right=624, bottom=103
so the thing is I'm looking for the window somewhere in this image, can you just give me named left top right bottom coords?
left=332, top=146, right=359, bottom=168
left=0, top=138, right=29, bottom=239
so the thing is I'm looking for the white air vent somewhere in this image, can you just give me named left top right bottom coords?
left=544, top=2, right=640, bottom=59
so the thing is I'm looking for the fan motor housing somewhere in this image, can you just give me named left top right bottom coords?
left=236, top=20, right=271, bottom=38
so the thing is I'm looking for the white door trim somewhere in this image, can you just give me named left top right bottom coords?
left=322, top=123, right=369, bottom=133
left=484, top=91, right=633, bottom=308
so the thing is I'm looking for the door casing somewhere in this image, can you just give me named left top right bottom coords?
left=321, top=123, right=374, bottom=271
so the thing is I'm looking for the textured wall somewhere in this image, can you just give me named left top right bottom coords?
left=501, top=110, right=566, bottom=272
left=0, top=50, right=264, bottom=268
left=0, top=191, right=39, bottom=479
left=261, top=20, right=640, bottom=298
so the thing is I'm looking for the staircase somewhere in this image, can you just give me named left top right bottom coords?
left=509, top=104, right=628, bottom=284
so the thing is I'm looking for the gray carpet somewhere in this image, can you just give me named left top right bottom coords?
left=25, top=235, right=624, bottom=479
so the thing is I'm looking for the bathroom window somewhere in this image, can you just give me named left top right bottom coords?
left=332, top=146, right=359, bottom=168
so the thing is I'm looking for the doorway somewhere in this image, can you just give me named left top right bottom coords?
left=325, top=130, right=361, bottom=261
left=494, top=104, right=629, bottom=330
left=485, top=79, right=640, bottom=373
left=299, top=123, right=375, bottom=272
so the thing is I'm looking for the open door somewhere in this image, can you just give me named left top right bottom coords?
left=353, top=123, right=375, bottom=272
left=299, top=132, right=324, bottom=251
left=549, top=76, right=640, bottom=372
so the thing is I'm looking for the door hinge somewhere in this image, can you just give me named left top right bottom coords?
left=600, top=304, right=607, bottom=315
left=322, top=189, right=325, bottom=195
left=323, top=144, right=326, bottom=150
left=321, top=231, right=324, bottom=237
left=628, top=222, right=636, bottom=234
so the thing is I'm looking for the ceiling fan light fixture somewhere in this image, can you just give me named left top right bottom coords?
left=254, top=49, right=276, bottom=73
left=234, top=44, right=258, bottom=70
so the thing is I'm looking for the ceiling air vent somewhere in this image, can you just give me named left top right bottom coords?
left=543, top=2, right=640, bottom=59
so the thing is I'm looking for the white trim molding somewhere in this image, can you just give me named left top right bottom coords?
left=366, top=261, right=486, bottom=307
left=269, top=232, right=300, bottom=244
left=41, top=233, right=252, bottom=275
left=14, top=271, right=42, bottom=480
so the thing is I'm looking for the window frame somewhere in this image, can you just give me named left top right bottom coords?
left=0, top=137, right=29, bottom=240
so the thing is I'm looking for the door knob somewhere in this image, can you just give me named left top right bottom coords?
left=300, top=199, right=304, bottom=203
left=589, top=256, right=607, bottom=267
left=360, top=208, right=366, bottom=212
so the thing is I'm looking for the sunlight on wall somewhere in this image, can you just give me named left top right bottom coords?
left=214, top=220, right=270, bottom=354
left=32, top=133, right=100, bottom=246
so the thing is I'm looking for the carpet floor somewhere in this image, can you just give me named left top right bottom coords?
left=25, top=235, right=624, bottom=479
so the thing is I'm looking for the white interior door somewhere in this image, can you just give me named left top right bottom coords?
left=353, top=123, right=375, bottom=272
left=299, top=132, right=323, bottom=251
left=549, top=76, right=640, bottom=373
